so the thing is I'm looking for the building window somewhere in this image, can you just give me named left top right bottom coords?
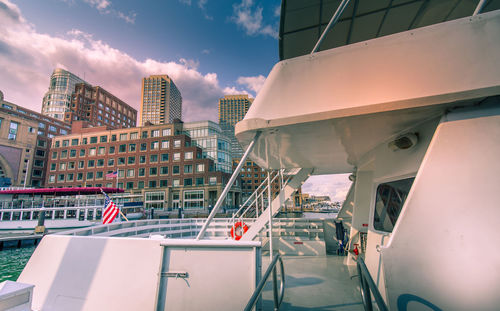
left=128, top=156, right=135, bottom=164
left=130, top=132, right=138, bottom=139
left=173, top=179, right=180, bottom=187
left=184, top=165, right=193, bottom=173
left=129, top=144, right=136, bottom=152
left=196, top=177, right=204, bottom=185
left=118, top=170, right=125, bottom=178
left=150, top=154, right=158, bottom=163
left=173, top=165, right=180, bottom=174
left=90, top=136, right=97, bottom=144
left=138, top=181, right=144, bottom=189
left=173, top=153, right=180, bottom=161
left=87, top=172, right=94, bottom=180
left=152, top=130, right=160, bottom=137
left=140, top=143, right=147, bottom=151
left=111, top=135, right=117, bottom=141
left=148, top=180, right=157, bottom=188
left=108, top=159, right=114, bottom=166
left=36, top=150, right=45, bottom=157
left=49, top=175, right=55, bottom=183
left=161, top=140, right=169, bottom=149
left=70, top=149, right=77, bottom=157
left=183, top=178, right=192, bottom=186
left=126, top=182, right=134, bottom=189
left=96, top=171, right=103, bottom=179
left=118, top=157, right=125, bottom=165
left=60, top=150, right=68, bottom=159
left=161, top=166, right=169, bottom=175
left=140, top=155, right=146, bottom=164
left=98, top=147, right=106, bottom=155
left=100, top=135, right=107, bottom=143
left=88, top=160, right=95, bottom=167
left=142, top=131, right=148, bottom=138
left=183, top=190, right=203, bottom=209
left=62, top=140, right=69, bottom=147
left=67, top=173, right=74, bottom=181
left=196, top=163, right=205, bottom=173
left=77, top=173, right=83, bottom=181
left=119, top=144, right=126, bottom=153
left=78, top=161, right=84, bottom=169
left=127, top=169, right=135, bottom=177
left=120, top=133, right=127, bottom=141
left=160, top=180, right=168, bottom=187
left=161, top=153, right=169, bottom=162
left=139, top=168, right=145, bottom=177
left=162, top=128, right=171, bottom=136
left=209, top=176, right=217, bottom=185
left=50, top=163, right=56, bottom=171
left=109, top=146, right=115, bottom=154
left=149, top=167, right=157, bottom=176
left=185, top=152, right=193, bottom=160
left=79, top=149, right=85, bottom=156
left=59, top=163, right=66, bottom=170
left=89, top=147, right=96, bottom=156
left=71, top=138, right=79, bottom=146
left=52, top=151, right=58, bottom=159
left=174, top=139, right=181, bottom=148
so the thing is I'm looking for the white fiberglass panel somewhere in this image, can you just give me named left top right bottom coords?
left=381, top=110, right=500, bottom=310
left=236, top=10, right=500, bottom=172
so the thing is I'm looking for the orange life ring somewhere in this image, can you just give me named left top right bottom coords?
left=230, top=221, right=249, bottom=240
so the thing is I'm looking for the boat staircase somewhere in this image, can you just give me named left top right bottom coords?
left=231, top=168, right=313, bottom=241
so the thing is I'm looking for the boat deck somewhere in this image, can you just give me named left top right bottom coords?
left=261, top=255, right=364, bottom=310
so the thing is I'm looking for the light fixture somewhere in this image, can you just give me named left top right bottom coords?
left=388, top=133, right=418, bottom=151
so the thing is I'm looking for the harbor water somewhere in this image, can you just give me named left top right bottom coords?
left=0, top=245, right=36, bottom=282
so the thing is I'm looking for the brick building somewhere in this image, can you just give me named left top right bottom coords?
left=45, top=121, right=241, bottom=211
left=0, top=90, right=72, bottom=187
left=65, top=83, right=137, bottom=129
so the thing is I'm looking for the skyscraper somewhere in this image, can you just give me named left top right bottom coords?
left=218, top=94, right=253, bottom=127
left=141, top=75, right=182, bottom=125
left=218, top=94, right=253, bottom=158
left=42, top=68, right=88, bottom=120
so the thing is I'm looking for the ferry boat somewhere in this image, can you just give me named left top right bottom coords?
left=0, top=187, right=124, bottom=232
left=3, top=1, right=500, bottom=310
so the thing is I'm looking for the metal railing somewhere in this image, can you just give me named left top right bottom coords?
left=356, top=257, right=388, bottom=311
left=244, top=254, right=285, bottom=311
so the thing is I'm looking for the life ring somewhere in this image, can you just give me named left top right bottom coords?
left=230, top=221, right=249, bottom=240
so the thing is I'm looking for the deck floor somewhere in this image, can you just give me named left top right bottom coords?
left=261, top=255, right=364, bottom=310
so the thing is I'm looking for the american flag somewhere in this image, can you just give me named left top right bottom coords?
left=102, top=190, right=119, bottom=224
left=106, top=171, right=118, bottom=179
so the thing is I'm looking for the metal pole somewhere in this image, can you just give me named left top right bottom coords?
left=473, top=0, right=487, bottom=15
left=196, top=132, right=261, bottom=240
left=311, top=0, right=351, bottom=54
left=267, top=171, right=273, bottom=259
left=23, top=159, right=29, bottom=189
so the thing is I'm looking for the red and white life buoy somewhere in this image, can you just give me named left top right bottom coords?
left=230, top=221, right=249, bottom=240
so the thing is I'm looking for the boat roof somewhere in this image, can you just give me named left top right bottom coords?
left=280, top=0, right=500, bottom=60
left=236, top=9, right=500, bottom=173
left=0, top=187, right=124, bottom=196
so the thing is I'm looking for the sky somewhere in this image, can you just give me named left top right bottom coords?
left=0, top=0, right=351, bottom=202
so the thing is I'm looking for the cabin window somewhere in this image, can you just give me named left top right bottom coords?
left=373, top=177, right=415, bottom=233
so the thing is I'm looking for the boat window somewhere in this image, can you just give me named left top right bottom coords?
left=373, top=177, right=414, bottom=233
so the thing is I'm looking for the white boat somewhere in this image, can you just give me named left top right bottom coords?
left=4, top=1, right=500, bottom=310
left=0, top=187, right=125, bottom=233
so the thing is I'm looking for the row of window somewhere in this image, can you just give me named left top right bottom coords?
left=53, top=129, right=176, bottom=147
left=50, top=162, right=207, bottom=174
left=51, top=149, right=200, bottom=162
left=48, top=174, right=217, bottom=188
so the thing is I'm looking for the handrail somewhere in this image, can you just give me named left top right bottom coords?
left=244, top=254, right=285, bottom=311
left=356, top=257, right=388, bottom=311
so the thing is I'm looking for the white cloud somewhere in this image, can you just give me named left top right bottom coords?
left=301, top=174, right=352, bottom=203
left=237, top=75, right=265, bottom=94
left=80, top=0, right=136, bottom=24
left=0, top=0, right=251, bottom=124
left=231, top=0, right=278, bottom=39
left=179, top=0, right=213, bottom=20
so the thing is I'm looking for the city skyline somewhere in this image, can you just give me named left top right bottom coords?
left=0, top=0, right=351, bottom=202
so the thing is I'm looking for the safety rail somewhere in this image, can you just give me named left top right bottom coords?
left=356, top=257, right=389, bottom=311
left=244, top=254, right=285, bottom=311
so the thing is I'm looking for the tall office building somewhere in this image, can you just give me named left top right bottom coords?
left=141, top=75, right=182, bottom=125
left=42, top=68, right=88, bottom=120
left=218, top=94, right=253, bottom=127
left=218, top=94, right=253, bottom=158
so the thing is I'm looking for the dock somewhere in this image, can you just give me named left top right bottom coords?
left=0, top=234, right=43, bottom=250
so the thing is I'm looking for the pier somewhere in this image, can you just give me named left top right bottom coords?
left=0, top=234, right=43, bottom=251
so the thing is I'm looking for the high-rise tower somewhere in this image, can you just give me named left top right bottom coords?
left=218, top=94, right=253, bottom=158
left=140, top=75, right=182, bottom=125
left=41, top=68, right=88, bottom=120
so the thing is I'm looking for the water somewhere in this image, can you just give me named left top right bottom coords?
left=0, top=246, right=36, bottom=282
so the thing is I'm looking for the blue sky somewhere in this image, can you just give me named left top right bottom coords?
left=0, top=0, right=351, bottom=201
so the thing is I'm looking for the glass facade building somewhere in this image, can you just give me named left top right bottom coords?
left=183, top=121, right=233, bottom=173
left=218, top=94, right=253, bottom=158
left=42, top=68, right=88, bottom=120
